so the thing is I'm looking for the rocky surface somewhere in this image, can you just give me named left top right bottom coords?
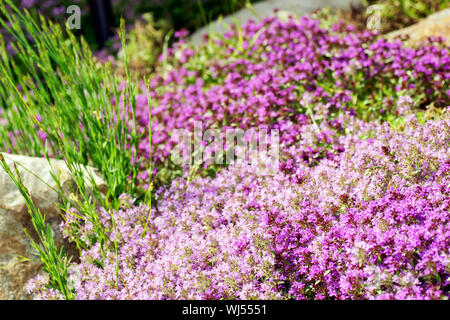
left=190, top=0, right=363, bottom=44
left=387, top=9, right=450, bottom=47
left=0, top=153, right=106, bottom=299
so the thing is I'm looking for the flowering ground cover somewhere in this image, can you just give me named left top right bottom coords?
left=0, top=1, right=449, bottom=300
left=130, top=14, right=449, bottom=185
left=28, top=113, right=450, bottom=300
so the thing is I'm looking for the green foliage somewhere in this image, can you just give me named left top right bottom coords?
left=0, top=1, right=141, bottom=203
left=0, top=0, right=152, bottom=295
left=116, top=13, right=166, bottom=77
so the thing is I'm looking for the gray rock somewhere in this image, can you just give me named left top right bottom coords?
left=0, top=153, right=107, bottom=299
left=190, top=0, right=363, bottom=44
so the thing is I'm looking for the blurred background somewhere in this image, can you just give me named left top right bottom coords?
left=2, top=0, right=449, bottom=71
left=5, top=1, right=260, bottom=49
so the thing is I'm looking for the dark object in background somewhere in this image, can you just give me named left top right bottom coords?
left=140, top=0, right=261, bottom=33
left=88, top=0, right=115, bottom=49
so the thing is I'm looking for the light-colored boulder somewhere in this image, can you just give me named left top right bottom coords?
left=387, top=9, right=450, bottom=47
left=0, top=153, right=107, bottom=299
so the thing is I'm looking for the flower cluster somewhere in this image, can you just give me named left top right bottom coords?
left=28, top=113, right=450, bottom=300
left=24, top=13, right=450, bottom=300
left=271, top=115, right=450, bottom=299
left=126, top=15, right=449, bottom=184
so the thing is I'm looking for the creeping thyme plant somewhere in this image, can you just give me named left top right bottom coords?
left=0, top=0, right=449, bottom=299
